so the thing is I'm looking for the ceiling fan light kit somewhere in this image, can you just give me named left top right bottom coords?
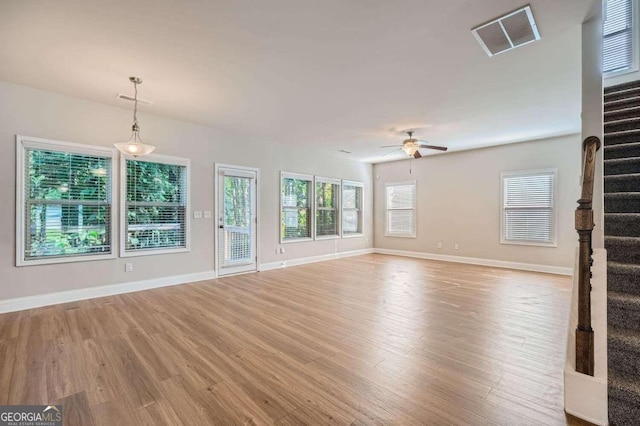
left=114, top=77, right=156, bottom=157
left=383, top=131, right=447, bottom=160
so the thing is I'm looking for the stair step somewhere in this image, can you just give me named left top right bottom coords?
left=605, top=86, right=640, bottom=103
left=605, top=128, right=640, bottom=146
left=605, top=157, right=640, bottom=176
left=606, top=192, right=640, bottom=213
left=605, top=105, right=640, bottom=122
left=609, top=291, right=640, bottom=332
left=605, top=213, right=640, bottom=237
left=604, top=173, right=640, bottom=193
left=610, top=327, right=640, bottom=356
left=605, top=80, right=640, bottom=95
left=604, top=141, right=640, bottom=160
left=608, top=262, right=640, bottom=296
left=605, top=117, right=640, bottom=134
left=606, top=237, right=640, bottom=264
left=609, top=372, right=640, bottom=425
left=609, top=327, right=640, bottom=377
left=605, top=95, right=640, bottom=113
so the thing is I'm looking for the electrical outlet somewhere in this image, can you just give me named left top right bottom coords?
left=203, top=211, right=212, bottom=219
left=280, top=247, right=286, bottom=254
left=437, top=242, right=443, bottom=249
left=454, top=243, right=459, bottom=250
left=125, top=263, right=133, bottom=272
left=193, top=210, right=203, bottom=219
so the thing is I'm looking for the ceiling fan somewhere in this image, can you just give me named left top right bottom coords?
left=381, top=131, right=447, bottom=159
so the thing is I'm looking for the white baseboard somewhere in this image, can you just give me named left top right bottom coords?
left=259, top=248, right=375, bottom=272
left=373, top=248, right=573, bottom=276
left=0, top=270, right=218, bottom=314
left=0, top=247, right=569, bottom=314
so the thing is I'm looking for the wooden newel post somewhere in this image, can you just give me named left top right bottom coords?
left=575, top=136, right=600, bottom=376
left=575, top=204, right=594, bottom=376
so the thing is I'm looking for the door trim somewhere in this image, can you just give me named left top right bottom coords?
left=214, top=163, right=260, bottom=276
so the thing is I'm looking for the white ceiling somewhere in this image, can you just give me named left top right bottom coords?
left=0, top=0, right=595, bottom=162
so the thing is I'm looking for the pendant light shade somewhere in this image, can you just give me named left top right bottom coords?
left=115, top=77, right=156, bottom=157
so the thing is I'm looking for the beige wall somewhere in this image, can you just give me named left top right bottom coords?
left=373, top=135, right=582, bottom=268
left=0, top=82, right=373, bottom=301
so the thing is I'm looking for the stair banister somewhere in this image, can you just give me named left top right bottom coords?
left=575, top=135, right=601, bottom=376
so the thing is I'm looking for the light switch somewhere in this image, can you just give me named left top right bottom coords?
left=203, top=211, right=212, bottom=219
left=194, top=211, right=203, bottom=219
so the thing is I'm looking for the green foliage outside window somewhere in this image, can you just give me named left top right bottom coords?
left=316, top=182, right=338, bottom=236
left=126, top=160, right=186, bottom=250
left=281, top=177, right=311, bottom=239
left=26, top=149, right=110, bottom=259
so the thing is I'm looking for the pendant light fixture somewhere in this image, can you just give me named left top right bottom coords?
left=114, top=77, right=156, bottom=157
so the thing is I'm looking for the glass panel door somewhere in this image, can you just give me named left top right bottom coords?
left=217, top=166, right=257, bottom=275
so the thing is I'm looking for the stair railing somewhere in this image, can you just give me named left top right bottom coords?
left=575, top=135, right=601, bottom=376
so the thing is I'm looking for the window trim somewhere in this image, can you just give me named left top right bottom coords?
left=314, top=176, right=341, bottom=240
left=604, top=0, right=639, bottom=79
left=341, top=180, right=364, bottom=238
left=120, top=153, right=191, bottom=257
left=280, top=171, right=314, bottom=244
left=500, top=168, right=558, bottom=247
left=385, top=180, right=417, bottom=239
left=15, top=135, right=117, bottom=266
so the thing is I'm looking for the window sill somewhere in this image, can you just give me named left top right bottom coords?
left=384, top=233, right=416, bottom=239
left=341, top=233, right=364, bottom=239
left=17, top=252, right=116, bottom=267
left=500, top=239, right=557, bottom=248
left=281, top=237, right=313, bottom=244
left=315, top=235, right=340, bottom=241
left=121, top=247, right=190, bottom=257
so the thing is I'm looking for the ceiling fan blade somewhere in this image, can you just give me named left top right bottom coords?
left=418, top=144, right=448, bottom=151
left=417, top=140, right=448, bottom=151
left=413, top=150, right=422, bottom=159
left=382, top=148, right=402, bottom=157
left=380, top=145, right=401, bottom=148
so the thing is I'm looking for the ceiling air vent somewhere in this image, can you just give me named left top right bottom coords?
left=471, top=5, right=540, bottom=57
left=116, top=93, right=153, bottom=106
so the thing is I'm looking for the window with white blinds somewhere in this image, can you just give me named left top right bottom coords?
left=122, top=155, right=190, bottom=256
left=16, top=136, right=116, bottom=266
left=315, top=177, right=340, bottom=239
left=603, top=0, right=636, bottom=75
left=281, top=172, right=313, bottom=242
left=386, top=182, right=416, bottom=238
left=501, top=169, right=557, bottom=246
left=342, top=180, right=364, bottom=237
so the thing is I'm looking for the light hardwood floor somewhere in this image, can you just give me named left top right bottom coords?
left=0, top=254, right=589, bottom=425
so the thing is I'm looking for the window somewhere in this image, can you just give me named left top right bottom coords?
left=342, top=180, right=364, bottom=237
left=385, top=182, right=416, bottom=238
left=315, top=177, right=340, bottom=239
left=121, top=154, right=190, bottom=256
left=501, top=169, right=557, bottom=246
left=281, top=172, right=313, bottom=242
left=604, top=0, right=636, bottom=75
left=16, top=136, right=116, bottom=266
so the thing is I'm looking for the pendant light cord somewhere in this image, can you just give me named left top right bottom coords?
left=132, top=80, right=139, bottom=133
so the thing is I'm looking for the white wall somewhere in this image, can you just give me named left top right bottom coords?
left=373, top=135, right=582, bottom=269
left=0, top=81, right=373, bottom=301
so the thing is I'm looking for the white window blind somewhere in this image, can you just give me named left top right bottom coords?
left=501, top=170, right=556, bottom=245
left=123, top=156, right=189, bottom=255
left=315, top=177, right=340, bottom=239
left=386, top=182, right=416, bottom=237
left=603, top=0, right=634, bottom=74
left=16, top=137, right=115, bottom=265
left=342, top=180, right=364, bottom=236
left=281, top=172, right=313, bottom=241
